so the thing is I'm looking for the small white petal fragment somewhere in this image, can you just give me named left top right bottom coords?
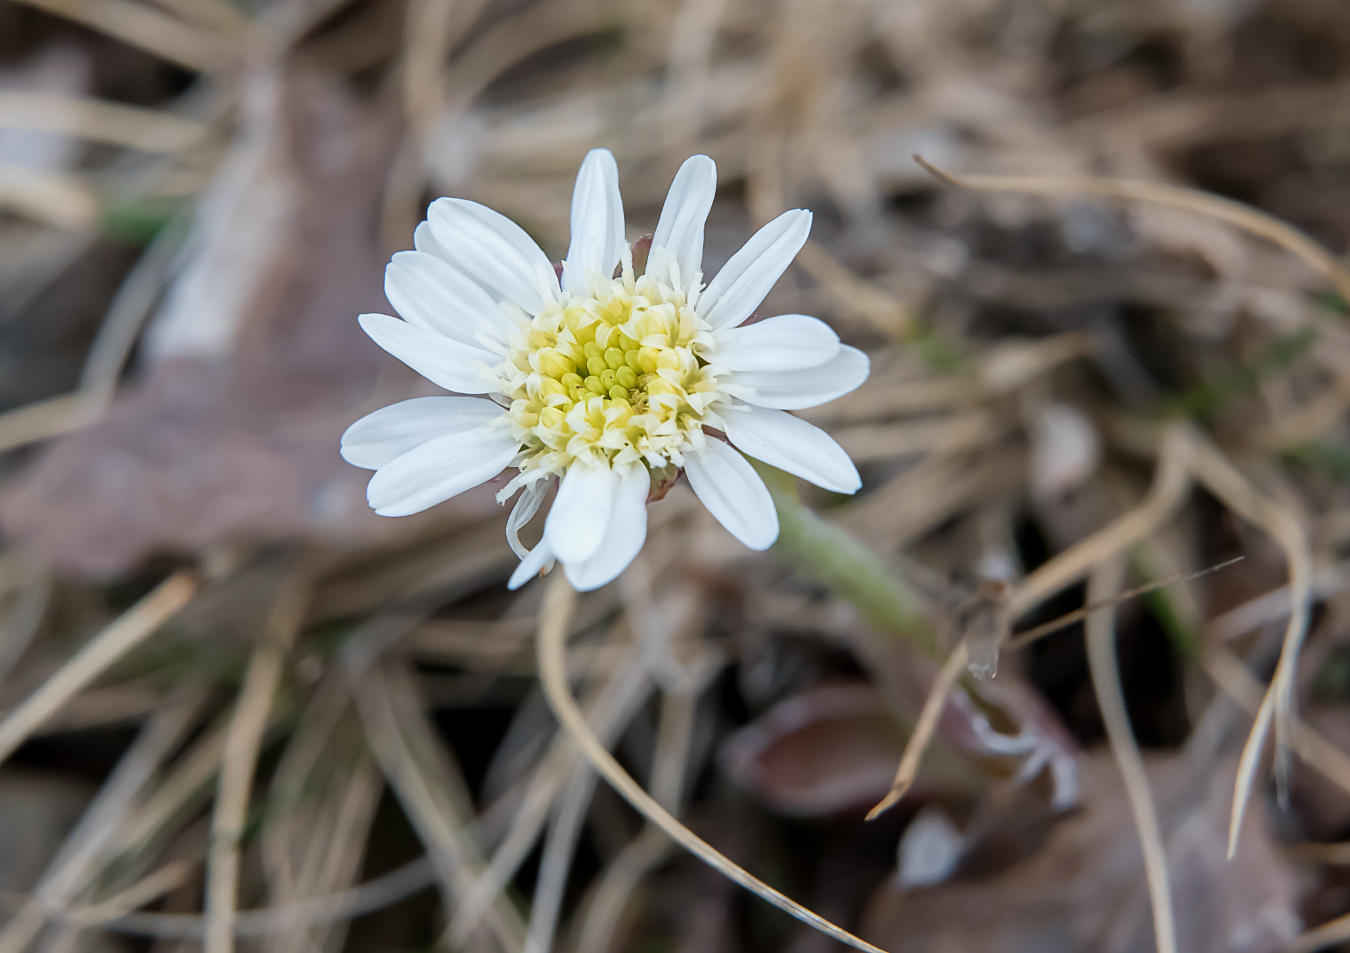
left=563, top=148, right=625, bottom=294
left=724, top=404, right=860, bottom=494
left=698, top=209, right=812, bottom=331
left=728, top=345, right=869, bottom=410
left=649, top=154, right=716, bottom=289
left=358, top=313, right=500, bottom=394
left=366, top=427, right=521, bottom=516
left=564, top=463, right=649, bottom=591
left=545, top=462, right=617, bottom=564
left=897, top=807, right=965, bottom=889
left=341, top=396, right=507, bottom=470
left=685, top=440, right=778, bottom=550
left=1029, top=402, right=1100, bottom=500
left=506, top=478, right=551, bottom=558
left=386, top=251, right=517, bottom=348
left=710, top=314, right=840, bottom=372
left=426, top=197, right=560, bottom=315
left=509, top=536, right=556, bottom=590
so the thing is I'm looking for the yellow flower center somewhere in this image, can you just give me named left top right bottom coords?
left=498, top=268, right=725, bottom=477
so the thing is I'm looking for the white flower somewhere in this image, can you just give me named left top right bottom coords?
left=342, top=149, right=869, bottom=592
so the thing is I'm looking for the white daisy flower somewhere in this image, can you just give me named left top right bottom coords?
left=342, top=149, right=870, bottom=592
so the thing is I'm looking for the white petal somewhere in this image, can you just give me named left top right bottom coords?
left=386, top=251, right=516, bottom=349
left=544, top=463, right=617, bottom=564
left=426, top=197, right=560, bottom=315
left=359, top=313, right=500, bottom=394
left=341, top=397, right=506, bottom=470
left=563, top=149, right=625, bottom=294
left=506, top=478, right=551, bottom=558
left=723, top=404, right=861, bottom=494
left=726, top=345, right=869, bottom=410
left=710, top=314, right=839, bottom=372
left=366, top=427, right=520, bottom=516
left=697, top=209, right=811, bottom=331
left=508, top=537, right=556, bottom=590
left=648, top=154, right=716, bottom=290
left=563, top=463, right=649, bottom=591
left=684, top=440, right=778, bottom=550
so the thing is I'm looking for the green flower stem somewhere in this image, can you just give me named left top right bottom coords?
left=752, top=460, right=941, bottom=659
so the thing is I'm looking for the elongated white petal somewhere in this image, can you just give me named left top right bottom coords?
left=648, top=154, right=716, bottom=290
left=563, top=149, right=625, bottom=294
left=684, top=440, right=778, bottom=550
left=359, top=313, right=499, bottom=394
left=710, top=314, right=839, bottom=372
left=366, top=427, right=520, bottom=516
left=698, top=209, right=811, bottom=331
left=726, top=345, right=869, bottom=410
left=386, top=251, right=516, bottom=349
left=563, top=463, right=649, bottom=591
left=723, top=404, right=860, bottom=494
left=341, top=397, right=506, bottom=470
left=506, top=478, right=550, bottom=558
left=426, top=197, right=560, bottom=315
left=508, top=537, right=556, bottom=590
left=544, top=463, right=617, bottom=564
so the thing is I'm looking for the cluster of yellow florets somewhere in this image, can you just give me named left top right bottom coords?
left=498, top=270, right=724, bottom=476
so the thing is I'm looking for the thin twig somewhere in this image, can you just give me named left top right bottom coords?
left=1085, top=559, right=1177, bottom=953
left=537, top=572, right=890, bottom=953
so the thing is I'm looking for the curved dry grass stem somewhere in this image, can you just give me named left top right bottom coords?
left=866, top=641, right=968, bottom=821
left=1187, top=440, right=1314, bottom=857
left=1086, top=559, right=1177, bottom=953
left=6, top=0, right=238, bottom=72
left=913, top=156, right=1350, bottom=302
left=1009, top=422, right=1194, bottom=619
left=575, top=828, right=672, bottom=953
left=537, top=572, right=891, bottom=953
left=0, top=571, right=197, bottom=766
left=1204, top=647, right=1350, bottom=802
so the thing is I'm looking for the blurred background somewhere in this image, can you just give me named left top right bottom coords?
left=0, top=0, right=1349, bottom=950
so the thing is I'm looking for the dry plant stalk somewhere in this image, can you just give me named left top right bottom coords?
left=537, top=571, right=890, bottom=953
left=206, top=573, right=312, bottom=953
left=0, top=571, right=196, bottom=765
left=867, top=640, right=968, bottom=820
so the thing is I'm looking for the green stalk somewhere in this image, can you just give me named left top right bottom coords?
left=751, top=460, right=939, bottom=659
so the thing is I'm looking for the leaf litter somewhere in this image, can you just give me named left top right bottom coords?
left=2, top=0, right=1350, bottom=951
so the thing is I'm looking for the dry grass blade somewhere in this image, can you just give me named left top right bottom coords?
left=352, top=661, right=527, bottom=951
left=7, top=0, right=238, bottom=72
left=66, top=863, right=194, bottom=926
left=1085, top=560, right=1177, bottom=953
left=867, top=641, right=968, bottom=821
left=527, top=761, right=599, bottom=953
left=0, top=93, right=208, bottom=151
left=206, top=574, right=311, bottom=953
left=0, top=571, right=196, bottom=766
left=0, top=163, right=99, bottom=230
left=537, top=573, right=891, bottom=953
left=575, top=829, right=672, bottom=953
left=0, top=392, right=102, bottom=455
left=1203, top=647, right=1350, bottom=803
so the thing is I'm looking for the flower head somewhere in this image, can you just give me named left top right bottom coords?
left=342, top=149, right=869, bottom=591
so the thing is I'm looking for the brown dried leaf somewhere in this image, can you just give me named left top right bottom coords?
left=0, top=71, right=500, bottom=575
left=860, top=753, right=1301, bottom=953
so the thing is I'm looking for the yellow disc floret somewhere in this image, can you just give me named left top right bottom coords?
left=496, top=255, right=726, bottom=486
